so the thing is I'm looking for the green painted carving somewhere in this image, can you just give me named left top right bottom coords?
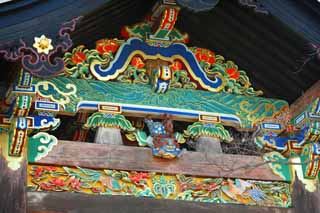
left=184, top=122, right=232, bottom=141
left=300, top=144, right=320, bottom=179
left=170, top=70, right=197, bottom=89
left=63, top=45, right=112, bottom=80
left=152, top=175, right=176, bottom=199
left=33, top=77, right=288, bottom=129
left=83, top=112, right=135, bottom=132
left=308, top=122, right=320, bottom=136
left=174, top=132, right=186, bottom=144
left=28, top=132, right=58, bottom=163
left=263, top=152, right=291, bottom=181
left=35, top=79, right=78, bottom=105
left=126, top=129, right=151, bottom=147
left=190, top=47, right=263, bottom=96
left=116, top=63, right=149, bottom=84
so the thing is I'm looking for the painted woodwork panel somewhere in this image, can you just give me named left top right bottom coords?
left=27, top=164, right=291, bottom=207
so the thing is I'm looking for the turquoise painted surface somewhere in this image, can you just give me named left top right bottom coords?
left=33, top=77, right=288, bottom=128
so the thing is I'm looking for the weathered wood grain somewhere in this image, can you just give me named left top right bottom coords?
left=34, top=140, right=283, bottom=181
left=290, top=80, right=320, bottom=117
left=27, top=192, right=292, bottom=213
left=291, top=179, right=320, bottom=213
left=0, top=149, right=27, bottom=213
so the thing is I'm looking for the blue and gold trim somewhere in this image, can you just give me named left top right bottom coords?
left=90, top=38, right=224, bottom=92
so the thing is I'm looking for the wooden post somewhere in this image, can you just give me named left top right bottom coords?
left=291, top=179, right=320, bottom=213
left=94, top=127, right=123, bottom=145
left=195, top=137, right=222, bottom=153
left=0, top=134, right=27, bottom=213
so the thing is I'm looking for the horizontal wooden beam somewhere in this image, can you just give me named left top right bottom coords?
left=290, top=80, right=320, bottom=117
left=34, top=140, right=282, bottom=181
left=27, top=192, right=291, bottom=213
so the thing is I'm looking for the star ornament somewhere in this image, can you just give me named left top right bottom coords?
left=33, top=35, right=54, bottom=54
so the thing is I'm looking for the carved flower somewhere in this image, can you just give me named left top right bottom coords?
left=170, top=60, right=183, bottom=71
left=46, top=166, right=57, bottom=172
left=40, top=183, right=54, bottom=190
left=96, top=39, right=119, bottom=54
left=129, top=172, right=149, bottom=184
left=91, top=187, right=102, bottom=193
left=50, top=178, right=65, bottom=187
left=70, top=177, right=81, bottom=191
left=33, top=35, right=54, bottom=54
left=226, top=67, right=240, bottom=80
left=131, top=56, right=145, bottom=69
left=71, top=52, right=86, bottom=65
left=194, top=48, right=216, bottom=65
left=34, top=167, right=43, bottom=178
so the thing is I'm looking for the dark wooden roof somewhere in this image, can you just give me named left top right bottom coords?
left=0, top=0, right=319, bottom=103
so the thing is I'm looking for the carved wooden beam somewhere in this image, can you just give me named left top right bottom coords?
left=32, top=140, right=282, bottom=181
left=290, top=80, right=320, bottom=118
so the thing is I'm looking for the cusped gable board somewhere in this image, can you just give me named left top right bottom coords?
left=64, top=37, right=264, bottom=97
left=90, top=38, right=224, bottom=91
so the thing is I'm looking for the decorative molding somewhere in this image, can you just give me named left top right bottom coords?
left=28, top=132, right=58, bottom=163
left=184, top=122, right=232, bottom=142
left=83, top=112, right=135, bottom=132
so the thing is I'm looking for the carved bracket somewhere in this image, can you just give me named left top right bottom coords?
left=255, top=98, right=320, bottom=192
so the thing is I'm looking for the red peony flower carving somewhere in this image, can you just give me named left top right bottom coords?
left=70, top=178, right=81, bottom=191
left=194, top=48, right=216, bottom=65
left=170, top=60, right=183, bottom=71
left=131, top=56, right=145, bottom=69
left=34, top=167, right=43, bottom=178
left=40, top=183, right=54, bottom=190
left=91, top=187, right=102, bottom=193
left=96, top=39, right=119, bottom=54
left=129, top=172, right=149, bottom=184
left=71, top=52, right=86, bottom=65
left=226, top=67, right=240, bottom=80
left=120, top=26, right=130, bottom=39
left=50, top=178, right=65, bottom=187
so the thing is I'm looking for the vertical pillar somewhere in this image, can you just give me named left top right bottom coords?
left=0, top=132, right=27, bottom=213
left=195, top=136, right=222, bottom=153
left=291, top=179, right=320, bottom=212
left=94, top=127, right=123, bottom=145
